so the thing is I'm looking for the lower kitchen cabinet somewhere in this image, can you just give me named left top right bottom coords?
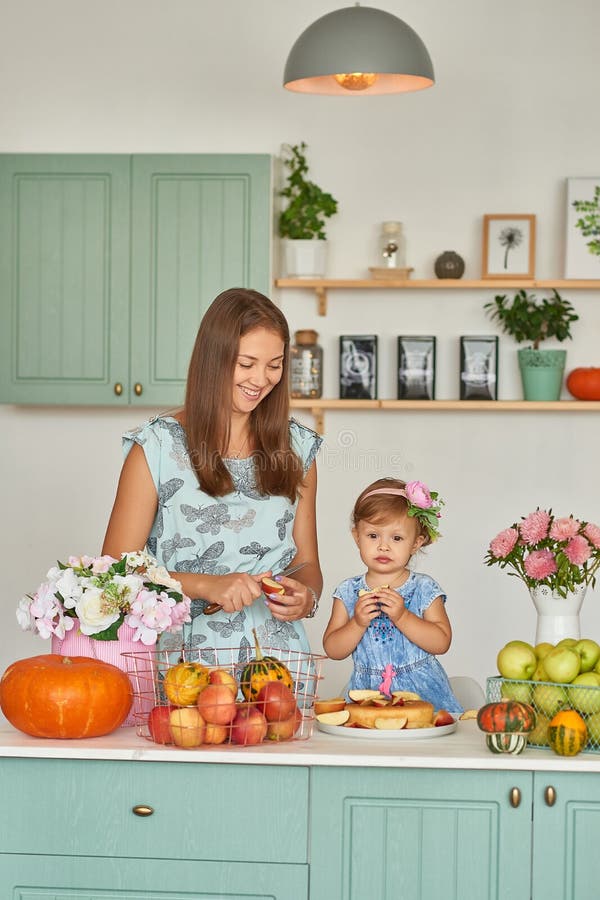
left=309, top=767, right=532, bottom=900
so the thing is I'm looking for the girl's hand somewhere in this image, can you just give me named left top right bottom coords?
left=265, top=575, right=314, bottom=622
left=374, top=587, right=408, bottom=628
left=353, top=590, right=383, bottom=629
left=204, top=572, right=268, bottom=613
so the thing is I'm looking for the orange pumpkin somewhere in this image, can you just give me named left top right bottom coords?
left=566, top=367, right=600, bottom=401
left=0, top=654, right=133, bottom=739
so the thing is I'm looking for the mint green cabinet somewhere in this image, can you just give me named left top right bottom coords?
left=532, top=771, right=600, bottom=900
left=309, top=766, right=532, bottom=900
left=0, top=154, right=271, bottom=405
left=0, top=758, right=308, bottom=899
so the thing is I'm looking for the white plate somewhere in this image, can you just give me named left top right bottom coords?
left=316, top=719, right=458, bottom=740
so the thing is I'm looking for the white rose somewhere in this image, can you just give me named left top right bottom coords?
left=146, top=565, right=182, bottom=592
left=75, top=587, right=120, bottom=635
left=112, top=573, right=144, bottom=605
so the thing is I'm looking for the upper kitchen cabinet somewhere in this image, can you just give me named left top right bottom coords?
left=0, top=154, right=271, bottom=405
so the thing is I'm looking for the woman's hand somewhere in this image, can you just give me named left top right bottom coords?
left=264, top=575, right=315, bottom=622
left=352, top=590, right=383, bottom=629
left=203, top=572, right=268, bottom=614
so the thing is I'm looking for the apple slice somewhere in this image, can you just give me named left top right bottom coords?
left=433, top=709, right=455, bottom=727
left=314, top=697, right=346, bottom=716
left=390, top=695, right=405, bottom=706
left=316, top=710, right=350, bottom=726
left=371, top=697, right=391, bottom=707
left=391, top=690, right=421, bottom=701
left=348, top=689, right=383, bottom=703
left=374, top=716, right=408, bottom=730
left=459, top=708, right=479, bottom=721
left=358, top=584, right=389, bottom=597
left=261, top=576, right=286, bottom=597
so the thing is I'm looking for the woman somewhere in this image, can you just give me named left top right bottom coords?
left=102, top=288, right=323, bottom=660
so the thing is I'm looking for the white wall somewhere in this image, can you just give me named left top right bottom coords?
left=2, top=0, right=600, bottom=714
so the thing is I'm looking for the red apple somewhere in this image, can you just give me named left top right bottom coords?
left=147, top=705, right=174, bottom=744
left=208, top=668, right=238, bottom=697
left=197, top=684, right=237, bottom=725
left=261, top=576, right=286, bottom=597
left=433, top=709, right=455, bottom=727
left=266, top=706, right=302, bottom=741
left=230, top=704, right=268, bottom=745
left=169, top=707, right=205, bottom=747
left=203, top=721, right=231, bottom=744
left=256, top=681, right=297, bottom=722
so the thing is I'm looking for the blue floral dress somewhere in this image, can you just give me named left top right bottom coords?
left=333, top=572, right=462, bottom=713
left=123, top=416, right=322, bottom=662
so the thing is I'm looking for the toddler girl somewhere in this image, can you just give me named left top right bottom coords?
left=323, top=477, right=462, bottom=714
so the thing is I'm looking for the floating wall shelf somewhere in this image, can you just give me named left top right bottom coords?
left=275, top=278, right=600, bottom=315
left=290, top=398, right=600, bottom=433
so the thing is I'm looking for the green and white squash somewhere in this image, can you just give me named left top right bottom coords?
left=485, top=732, right=528, bottom=755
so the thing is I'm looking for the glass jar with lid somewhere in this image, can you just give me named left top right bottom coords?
left=290, top=330, right=323, bottom=399
left=380, top=221, right=406, bottom=269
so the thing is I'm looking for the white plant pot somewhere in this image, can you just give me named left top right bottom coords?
left=282, top=239, right=328, bottom=278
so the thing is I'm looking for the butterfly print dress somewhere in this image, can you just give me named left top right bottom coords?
left=123, top=416, right=322, bottom=662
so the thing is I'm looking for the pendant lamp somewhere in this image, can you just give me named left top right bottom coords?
left=283, top=4, right=434, bottom=95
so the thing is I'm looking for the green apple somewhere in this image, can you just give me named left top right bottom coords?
left=574, top=638, right=600, bottom=673
left=585, top=711, right=600, bottom=746
left=532, top=660, right=549, bottom=682
left=497, top=642, right=537, bottom=680
left=567, top=672, right=600, bottom=715
left=556, top=637, right=579, bottom=648
left=542, top=646, right=581, bottom=684
left=527, top=712, right=550, bottom=747
left=532, top=683, right=568, bottom=717
left=534, top=642, right=554, bottom=660
left=501, top=681, right=532, bottom=703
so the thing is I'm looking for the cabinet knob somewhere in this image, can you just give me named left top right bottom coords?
left=509, top=787, right=521, bottom=808
left=114, top=382, right=123, bottom=396
left=544, top=786, right=556, bottom=807
left=134, top=382, right=143, bottom=396
left=132, top=804, right=154, bottom=817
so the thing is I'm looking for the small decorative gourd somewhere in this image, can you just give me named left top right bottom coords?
left=240, top=629, right=294, bottom=701
left=547, top=709, right=587, bottom=756
left=477, top=700, right=536, bottom=755
left=164, top=661, right=210, bottom=706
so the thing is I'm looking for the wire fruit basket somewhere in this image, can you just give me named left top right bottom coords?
left=122, top=644, right=325, bottom=748
left=486, top=676, right=600, bottom=753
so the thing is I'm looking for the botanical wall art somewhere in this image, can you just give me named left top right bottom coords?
left=565, top=177, right=600, bottom=278
left=482, top=214, right=536, bottom=279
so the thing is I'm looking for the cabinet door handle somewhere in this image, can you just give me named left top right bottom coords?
left=134, top=382, right=143, bottom=396
left=114, top=382, right=123, bottom=396
left=509, top=787, right=521, bottom=808
left=544, top=786, right=556, bottom=807
left=132, top=804, right=154, bottom=817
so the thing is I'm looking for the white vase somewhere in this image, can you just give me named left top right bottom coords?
left=282, top=239, right=328, bottom=277
left=529, top=584, right=586, bottom=645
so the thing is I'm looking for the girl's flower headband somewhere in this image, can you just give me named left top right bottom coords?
left=363, top=480, right=444, bottom=541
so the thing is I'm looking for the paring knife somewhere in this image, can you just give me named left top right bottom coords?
left=203, top=561, right=308, bottom=615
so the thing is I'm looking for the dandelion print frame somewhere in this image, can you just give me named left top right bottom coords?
left=481, top=214, right=536, bottom=279
left=565, top=177, right=600, bottom=278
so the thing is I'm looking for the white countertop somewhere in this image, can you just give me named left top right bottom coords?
left=2, top=722, right=600, bottom=772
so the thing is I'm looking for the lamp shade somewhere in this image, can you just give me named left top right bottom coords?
left=283, top=5, right=434, bottom=95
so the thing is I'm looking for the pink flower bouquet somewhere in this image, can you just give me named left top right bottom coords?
left=17, top=551, right=191, bottom=645
left=485, top=509, right=600, bottom=597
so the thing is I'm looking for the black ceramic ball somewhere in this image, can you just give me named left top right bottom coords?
left=434, top=251, right=465, bottom=279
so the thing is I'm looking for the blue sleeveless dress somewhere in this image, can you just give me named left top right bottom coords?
left=333, top=572, right=462, bottom=713
left=123, top=415, right=322, bottom=663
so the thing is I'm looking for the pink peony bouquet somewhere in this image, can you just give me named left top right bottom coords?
left=17, top=551, right=191, bottom=645
left=485, top=509, right=600, bottom=597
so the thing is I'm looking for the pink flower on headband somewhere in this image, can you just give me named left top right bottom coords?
left=405, top=481, right=433, bottom=509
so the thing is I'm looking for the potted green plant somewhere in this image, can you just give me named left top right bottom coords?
left=484, top=289, right=579, bottom=400
left=278, top=142, right=338, bottom=277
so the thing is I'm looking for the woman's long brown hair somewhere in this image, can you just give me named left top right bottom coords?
left=184, top=288, right=303, bottom=501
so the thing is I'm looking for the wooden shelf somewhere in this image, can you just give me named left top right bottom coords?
left=275, top=278, right=600, bottom=315
left=290, top=398, right=600, bottom=432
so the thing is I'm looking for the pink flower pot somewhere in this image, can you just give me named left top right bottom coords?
left=51, top=620, right=151, bottom=727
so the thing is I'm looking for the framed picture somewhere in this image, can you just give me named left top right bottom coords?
left=565, top=177, right=600, bottom=279
left=481, top=214, right=536, bottom=279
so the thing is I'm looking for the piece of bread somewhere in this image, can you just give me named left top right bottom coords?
left=345, top=698, right=434, bottom=729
